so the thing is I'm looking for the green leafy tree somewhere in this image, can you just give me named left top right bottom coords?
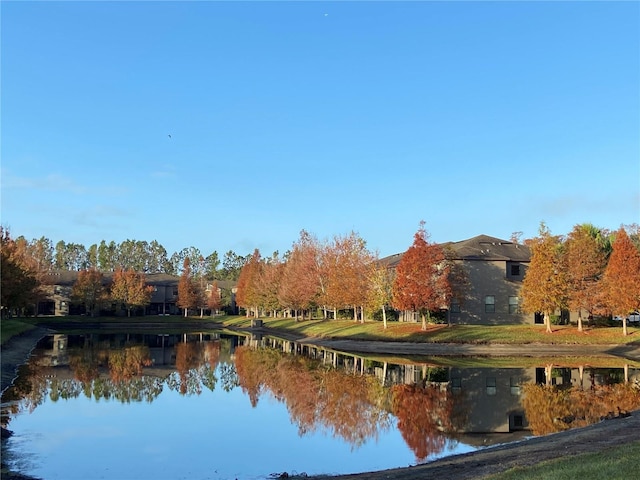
left=366, top=262, right=393, bottom=328
left=110, top=268, right=154, bottom=317
left=219, top=250, right=248, bottom=281
left=392, top=221, right=451, bottom=330
left=97, top=240, right=118, bottom=272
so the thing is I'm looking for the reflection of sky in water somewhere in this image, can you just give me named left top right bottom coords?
left=6, top=368, right=474, bottom=480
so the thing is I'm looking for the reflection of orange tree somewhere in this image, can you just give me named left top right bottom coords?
left=174, top=341, right=203, bottom=395
left=234, top=346, right=279, bottom=407
left=108, top=345, right=152, bottom=383
left=234, top=346, right=391, bottom=447
left=68, top=348, right=101, bottom=383
left=523, top=382, right=640, bottom=436
left=391, top=384, right=454, bottom=462
left=318, top=368, right=390, bottom=447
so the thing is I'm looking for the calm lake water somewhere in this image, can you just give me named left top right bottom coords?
left=2, top=330, right=639, bottom=480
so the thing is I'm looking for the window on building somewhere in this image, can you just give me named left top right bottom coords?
left=451, top=378, right=462, bottom=393
left=486, top=377, right=497, bottom=395
left=485, top=295, right=495, bottom=313
left=513, top=415, right=524, bottom=428
left=450, top=300, right=460, bottom=313
left=510, top=376, right=521, bottom=395
left=511, top=264, right=521, bottom=276
left=509, top=296, right=519, bottom=314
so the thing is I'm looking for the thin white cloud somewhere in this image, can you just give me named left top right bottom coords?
left=151, top=165, right=176, bottom=178
left=1, top=171, right=87, bottom=194
left=73, top=205, right=131, bottom=227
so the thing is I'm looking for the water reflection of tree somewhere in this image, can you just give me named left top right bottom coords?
left=523, top=382, right=640, bottom=436
left=167, top=341, right=221, bottom=396
left=234, top=346, right=391, bottom=448
left=108, top=345, right=152, bottom=383
left=391, top=383, right=457, bottom=462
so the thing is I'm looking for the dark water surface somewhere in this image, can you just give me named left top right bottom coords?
left=2, top=331, right=638, bottom=480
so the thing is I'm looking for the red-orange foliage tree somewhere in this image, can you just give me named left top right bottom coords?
left=177, top=258, right=199, bottom=317
left=71, top=268, right=106, bottom=317
left=207, top=280, right=222, bottom=314
left=392, top=222, right=451, bottom=330
left=278, top=232, right=320, bottom=320
left=391, top=383, right=454, bottom=461
left=598, top=228, right=640, bottom=336
left=325, top=232, right=375, bottom=322
left=236, top=249, right=262, bottom=317
left=0, top=228, right=39, bottom=316
left=110, top=268, right=154, bottom=317
left=564, top=224, right=609, bottom=332
left=521, top=223, right=567, bottom=333
left=255, top=254, right=284, bottom=317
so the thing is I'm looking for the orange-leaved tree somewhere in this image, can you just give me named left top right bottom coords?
left=71, top=268, right=107, bottom=317
left=326, top=231, right=375, bottom=322
left=110, top=268, right=154, bottom=317
left=392, top=221, right=451, bottom=330
left=564, top=224, right=610, bottom=332
left=207, top=280, right=222, bottom=314
left=278, top=232, right=320, bottom=321
left=236, top=249, right=262, bottom=318
left=521, top=222, right=567, bottom=333
left=177, top=258, right=199, bottom=317
left=598, top=227, right=640, bottom=336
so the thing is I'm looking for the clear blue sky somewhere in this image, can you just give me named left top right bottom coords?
left=2, top=1, right=639, bottom=259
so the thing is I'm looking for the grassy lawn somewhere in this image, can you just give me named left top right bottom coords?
left=1, top=318, right=36, bottom=345
left=222, top=316, right=640, bottom=345
left=486, top=441, right=640, bottom=480
left=3, top=314, right=639, bottom=347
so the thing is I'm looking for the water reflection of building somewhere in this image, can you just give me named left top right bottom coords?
left=240, top=334, right=639, bottom=437
left=34, top=334, right=69, bottom=367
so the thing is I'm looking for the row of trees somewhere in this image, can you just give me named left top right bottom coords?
left=233, top=222, right=640, bottom=336
left=0, top=228, right=247, bottom=317
left=3, top=222, right=639, bottom=333
left=521, top=223, right=640, bottom=335
left=4, top=235, right=250, bottom=278
left=71, top=268, right=155, bottom=317
left=234, top=223, right=466, bottom=330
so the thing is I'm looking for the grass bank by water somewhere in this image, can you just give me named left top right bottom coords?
left=1, top=319, right=36, bottom=345
left=486, top=441, right=640, bottom=480
left=222, top=316, right=640, bottom=345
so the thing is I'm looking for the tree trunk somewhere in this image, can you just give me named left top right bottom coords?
left=623, top=319, right=628, bottom=336
left=544, top=311, right=552, bottom=333
left=382, top=305, right=387, bottom=330
left=353, top=306, right=357, bottom=322
left=382, top=361, right=388, bottom=385
left=421, top=311, right=427, bottom=331
left=577, top=310, right=583, bottom=332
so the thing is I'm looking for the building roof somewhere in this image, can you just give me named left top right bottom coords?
left=444, top=234, right=531, bottom=262
left=379, top=234, right=531, bottom=267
